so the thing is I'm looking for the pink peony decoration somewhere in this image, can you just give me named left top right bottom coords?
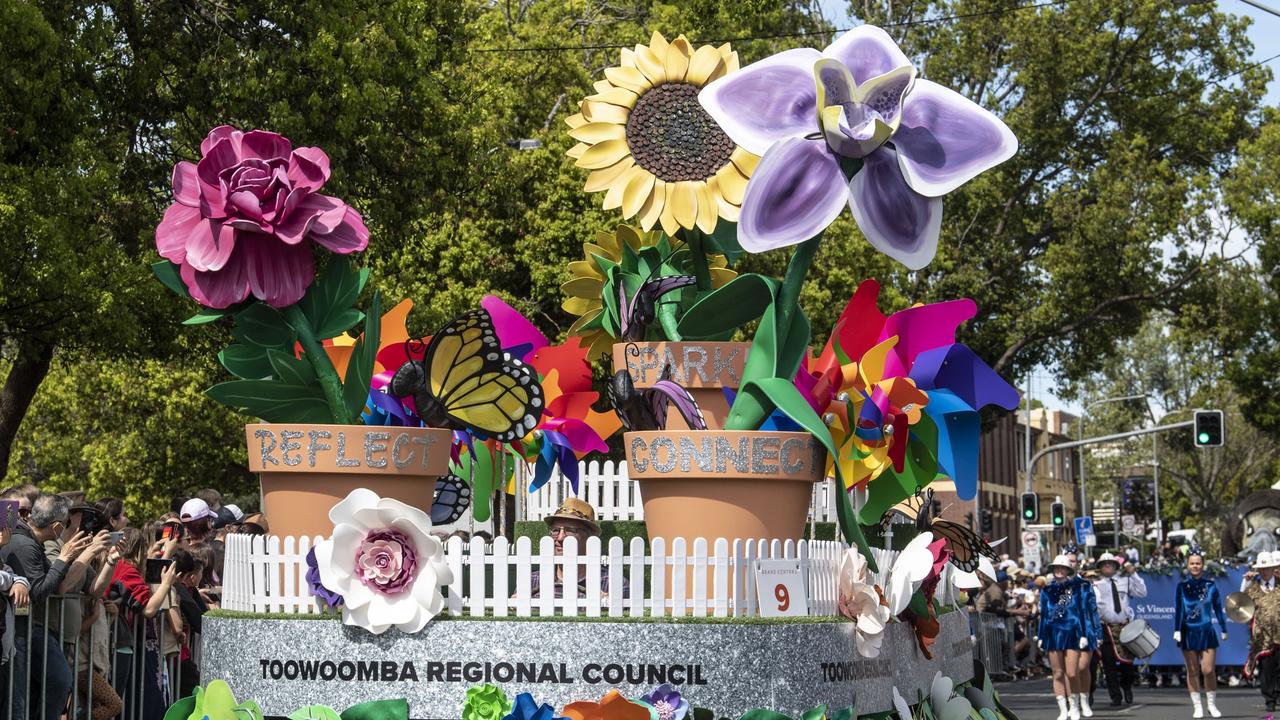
left=355, top=528, right=419, bottom=595
left=155, top=125, right=369, bottom=309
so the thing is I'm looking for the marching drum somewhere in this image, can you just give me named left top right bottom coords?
left=1118, top=619, right=1160, bottom=659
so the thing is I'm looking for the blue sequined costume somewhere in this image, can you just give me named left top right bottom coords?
left=1175, top=575, right=1227, bottom=651
left=1038, top=576, right=1101, bottom=651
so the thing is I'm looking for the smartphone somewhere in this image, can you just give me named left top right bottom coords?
left=108, top=530, right=124, bottom=545
left=161, top=523, right=183, bottom=542
left=145, top=557, right=172, bottom=584
left=0, top=500, right=17, bottom=530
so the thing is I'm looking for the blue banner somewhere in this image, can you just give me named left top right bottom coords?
left=1131, top=569, right=1250, bottom=666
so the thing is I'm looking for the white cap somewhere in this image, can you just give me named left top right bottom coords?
left=1049, top=554, right=1076, bottom=573
left=1257, top=551, right=1279, bottom=569
left=223, top=503, right=246, bottom=522
left=179, top=498, right=215, bottom=523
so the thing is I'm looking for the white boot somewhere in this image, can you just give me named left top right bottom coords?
left=1068, top=694, right=1081, bottom=720
left=1205, top=691, right=1221, bottom=718
left=1056, top=696, right=1069, bottom=720
left=1078, top=693, right=1093, bottom=718
left=1191, top=692, right=1204, bottom=719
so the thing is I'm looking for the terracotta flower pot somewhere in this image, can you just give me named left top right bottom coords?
left=623, top=430, right=824, bottom=544
left=245, top=423, right=453, bottom=539
left=611, top=341, right=749, bottom=430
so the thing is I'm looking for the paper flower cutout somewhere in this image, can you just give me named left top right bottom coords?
left=503, top=694, right=567, bottom=720
left=562, top=225, right=735, bottom=359
left=836, top=547, right=891, bottom=658
left=162, top=680, right=264, bottom=720
left=314, top=488, right=452, bottom=634
left=156, top=126, right=369, bottom=309
left=887, top=531, right=935, bottom=616
left=566, top=32, right=759, bottom=235
left=640, top=685, right=688, bottom=720
left=699, top=26, right=1016, bottom=268
left=929, top=672, right=975, bottom=720
left=892, top=687, right=914, bottom=720
left=464, top=685, right=514, bottom=720
left=305, top=546, right=344, bottom=608
left=563, top=690, right=656, bottom=720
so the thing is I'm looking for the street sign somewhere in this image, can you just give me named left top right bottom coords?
left=1024, top=546, right=1042, bottom=574
left=1122, top=515, right=1137, bottom=534
left=1021, top=531, right=1039, bottom=549
left=1074, top=516, right=1094, bottom=546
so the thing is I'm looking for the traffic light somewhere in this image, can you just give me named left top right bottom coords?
left=980, top=510, right=994, bottom=535
left=1051, top=501, right=1066, bottom=527
left=1194, top=409, right=1224, bottom=447
left=1021, top=492, right=1039, bottom=523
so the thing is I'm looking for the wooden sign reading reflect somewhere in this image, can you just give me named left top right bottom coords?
left=244, top=424, right=452, bottom=476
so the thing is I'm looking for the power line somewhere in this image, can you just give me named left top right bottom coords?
left=469, top=0, right=1068, bottom=54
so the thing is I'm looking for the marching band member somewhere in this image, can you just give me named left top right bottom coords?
left=1245, top=551, right=1280, bottom=711
left=1174, top=550, right=1228, bottom=718
left=1039, top=554, right=1101, bottom=720
left=1093, top=552, right=1147, bottom=706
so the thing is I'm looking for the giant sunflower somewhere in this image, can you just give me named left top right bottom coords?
left=566, top=32, right=759, bottom=236
left=562, top=223, right=735, bottom=360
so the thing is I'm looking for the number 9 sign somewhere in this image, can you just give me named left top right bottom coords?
left=755, top=559, right=808, bottom=617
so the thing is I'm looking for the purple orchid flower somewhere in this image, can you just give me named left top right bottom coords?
left=305, top=546, right=344, bottom=608
left=698, top=26, right=1017, bottom=269
left=640, top=685, right=689, bottom=720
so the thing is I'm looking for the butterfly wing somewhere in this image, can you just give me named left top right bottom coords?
left=431, top=474, right=473, bottom=524
left=931, top=519, right=999, bottom=573
left=646, top=380, right=707, bottom=430
left=881, top=488, right=933, bottom=528
left=423, top=309, right=544, bottom=442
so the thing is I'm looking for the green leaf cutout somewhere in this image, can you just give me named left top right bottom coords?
left=289, top=706, right=342, bottom=720
left=151, top=260, right=191, bottom=298
left=340, top=699, right=410, bottom=720
left=343, top=291, right=381, bottom=421
left=298, top=257, right=370, bottom=340
left=205, top=380, right=332, bottom=424
left=218, top=344, right=274, bottom=380
left=676, top=273, right=778, bottom=339
left=233, top=304, right=296, bottom=349
left=267, top=349, right=316, bottom=386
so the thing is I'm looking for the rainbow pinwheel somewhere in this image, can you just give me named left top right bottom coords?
left=522, top=341, right=621, bottom=493
left=804, top=280, right=1019, bottom=524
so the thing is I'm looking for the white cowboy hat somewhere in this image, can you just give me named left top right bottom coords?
left=1096, top=552, right=1121, bottom=568
left=1256, top=551, right=1280, bottom=569
left=1048, top=554, right=1076, bottom=573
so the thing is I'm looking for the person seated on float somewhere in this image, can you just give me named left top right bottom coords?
left=522, top=499, right=627, bottom=600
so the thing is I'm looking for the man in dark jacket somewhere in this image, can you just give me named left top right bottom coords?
left=0, top=493, right=92, bottom=720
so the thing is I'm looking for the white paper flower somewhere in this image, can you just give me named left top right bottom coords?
left=887, top=531, right=935, bottom=616
left=892, top=687, right=914, bottom=720
left=314, top=488, right=453, bottom=634
left=837, top=547, right=892, bottom=657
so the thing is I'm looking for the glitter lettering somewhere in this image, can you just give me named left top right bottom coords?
left=280, top=430, right=303, bottom=467
left=410, top=434, right=437, bottom=469
left=365, top=431, right=390, bottom=468
left=678, top=435, right=713, bottom=472
left=629, top=436, right=648, bottom=472
left=255, top=429, right=279, bottom=466
left=780, top=437, right=806, bottom=474
left=335, top=432, right=360, bottom=467
left=649, top=437, right=677, bottom=473
left=682, top=345, right=708, bottom=383
left=392, top=433, right=415, bottom=469
left=712, top=346, right=742, bottom=385
left=751, top=436, right=780, bottom=473
left=715, top=436, right=749, bottom=473
left=307, top=430, right=332, bottom=468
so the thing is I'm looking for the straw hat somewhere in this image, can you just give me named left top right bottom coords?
left=1256, top=551, right=1280, bottom=569
left=1048, top=554, right=1076, bottom=573
left=543, top=498, right=600, bottom=535
left=241, top=512, right=269, bottom=534
left=1096, top=552, right=1121, bottom=569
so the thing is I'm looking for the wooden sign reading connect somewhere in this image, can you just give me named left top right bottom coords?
left=625, top=431, right=824, bottom=481
left=245, top=424, right=452, bottom=476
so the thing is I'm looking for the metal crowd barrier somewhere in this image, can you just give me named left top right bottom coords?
left=4, top=591, right=195, bottom=720
left=972, top=611, right=1018, bottom=677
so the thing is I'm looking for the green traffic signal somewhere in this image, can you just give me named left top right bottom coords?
left=1198, top=432, right=1210, bottom=444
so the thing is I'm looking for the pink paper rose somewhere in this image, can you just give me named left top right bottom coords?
left=155, top=125, right=369, bottom=309
left=355, top=529, right=419, bottom=595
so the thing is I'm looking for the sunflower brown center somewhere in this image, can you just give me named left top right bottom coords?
left=625, top=82, right=735, bottom=183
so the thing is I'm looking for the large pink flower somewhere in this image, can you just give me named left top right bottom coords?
left=155, top=126, right=369, bottom=309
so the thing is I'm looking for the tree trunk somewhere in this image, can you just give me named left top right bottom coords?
left=0, top=337, right=56, bottom=477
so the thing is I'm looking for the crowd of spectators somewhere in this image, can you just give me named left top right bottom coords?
left=0, top=484, right=267, bottom=720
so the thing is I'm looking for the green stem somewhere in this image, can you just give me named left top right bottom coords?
left=685, top=228, right=713, bottom=292
left=774, top=233, right=823, bottom=353
left=282, top=304, right=350, bottom=424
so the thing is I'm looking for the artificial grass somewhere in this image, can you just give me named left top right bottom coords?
left=513, top=520, right=841, bottom=544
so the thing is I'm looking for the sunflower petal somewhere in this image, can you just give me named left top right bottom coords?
left=621, top=169, right=657, bottom=219
left=710, top=267, right=737, bottom=286
left=583, top=155, right=635, bottom=193
left=561, top=277, right=604, bottom=297
left=731, top=146, right=760, bottom=177
left=694, top=180, right=719, bottom=234
left=581, top=100, right=629, bottom=125
left=565, top=112, right=587, bottom=129
left=568, top=260, right=604, bottom=281
left=649, top=31, right=670, bottom=56
left=603, top=165, right=646, bottom=210
left=589, top=86, right=639, bottom=109
left=620, top=47, right=636, bottom=68
left=685, top=45, right=725, bottom=86
left=659, top=182, right=682, bottom=235
left=669, top=180, right=698, bottom=231
left=604, top=66, right=651, bottom=94
left=714, top=162, right=750, bottom=205
left=638, top=179, right=666, bottom=230
left=665, top=36, right=692, bottom=82
left=594, top=227, right=621, bottom=256
left=570, top=122, right=627, bottom=144
left=563, top=296, right=600, bottom=315
left=634, top=44, right=667, bottom=84
left=568, top=310, right=603, bottom=335
left=566, top=143, right=588, bottom=159
left=592, top=80, right=613, bottom=94
left=616, top=224, right=644, bottom=251
left=575, top=139, right=631, bottom=169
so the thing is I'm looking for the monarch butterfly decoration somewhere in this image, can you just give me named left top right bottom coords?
left=882, top=488, right=1000, bottom=573
left=430, top=474, right=473, bottom=525
left=388, top=308, right=543, bottom=442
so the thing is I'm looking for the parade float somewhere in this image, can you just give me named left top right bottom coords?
left=153, top=25, right=1023, bottom=720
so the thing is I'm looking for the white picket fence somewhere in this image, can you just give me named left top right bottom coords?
left=222, top=532, right=847, bottom=618
left=522, top=460, right=844, bottom=523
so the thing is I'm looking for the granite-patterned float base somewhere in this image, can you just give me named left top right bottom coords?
left=201, top=613, right=973, bottom=719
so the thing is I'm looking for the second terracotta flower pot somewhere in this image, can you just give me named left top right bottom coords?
left=611, top=341, right=749, bottom=430
left=624, top=430, right=825, bottom=544
left=245, top=423, right=453, bottom=539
